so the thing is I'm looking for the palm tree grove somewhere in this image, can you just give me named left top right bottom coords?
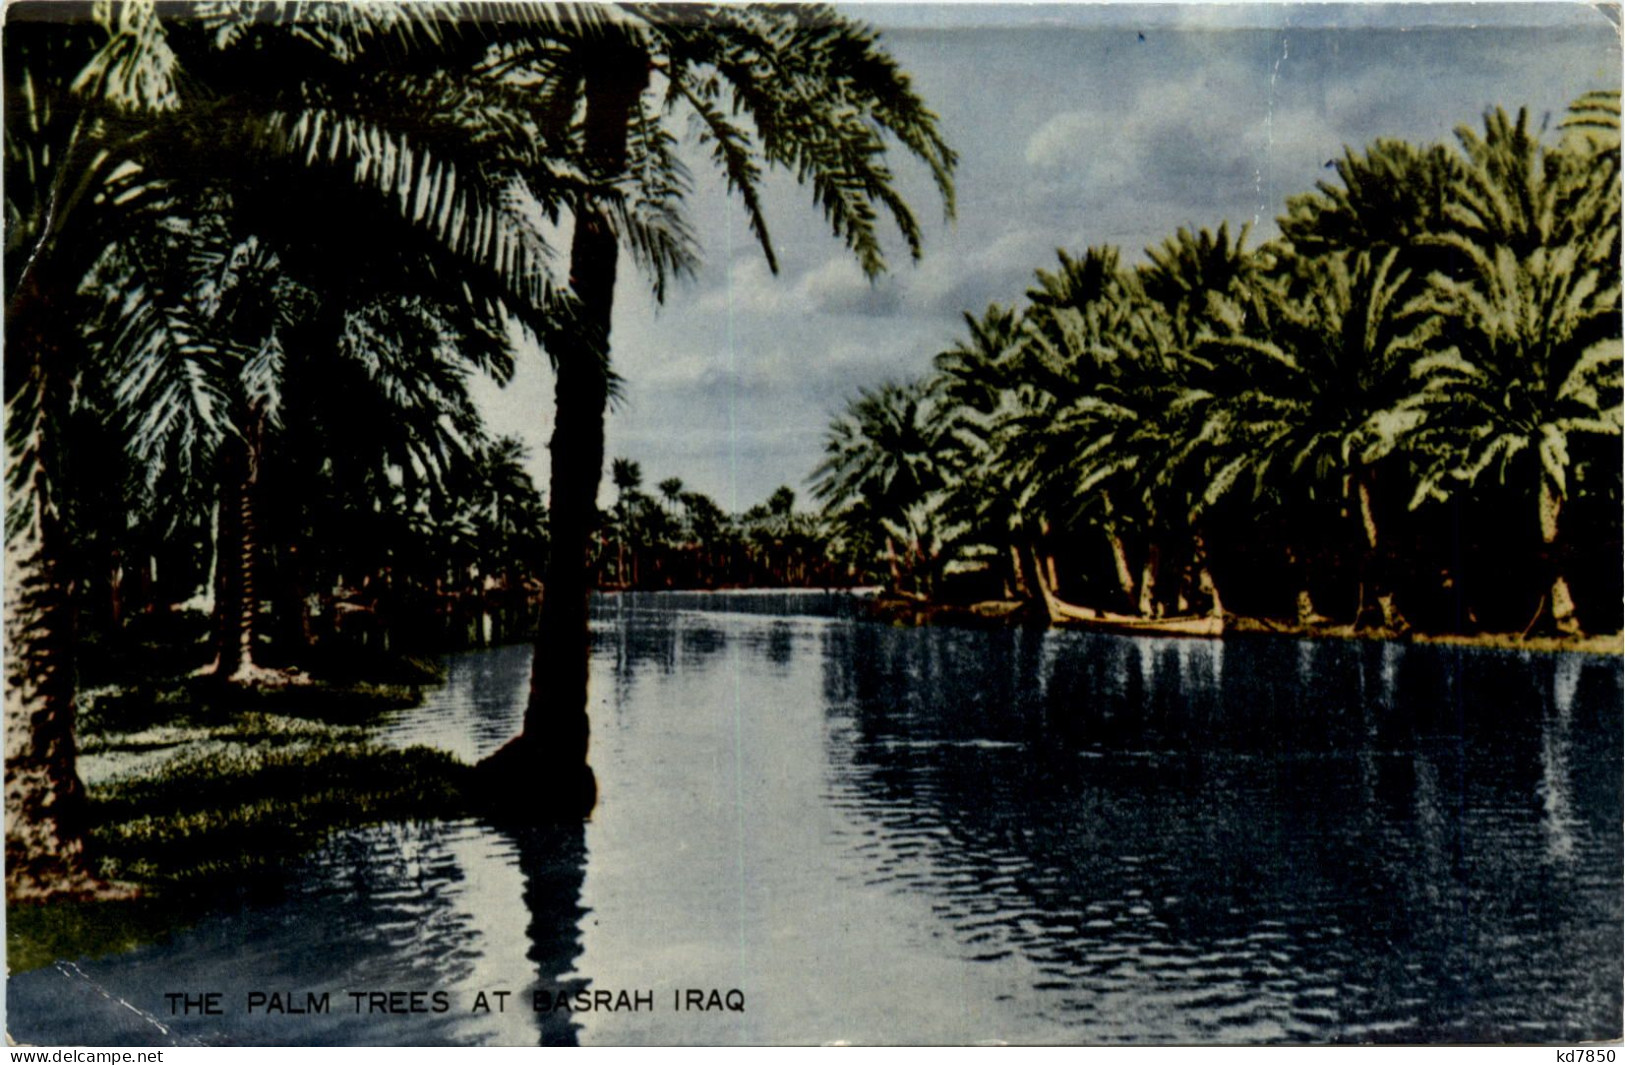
left=3, top=0, right=1621, bottom=1048
left=814, top=94, right=1622, bottom=642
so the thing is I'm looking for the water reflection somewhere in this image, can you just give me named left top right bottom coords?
left=9, top=820, right=589, bottom=1046
left=820, top=623, right=1622, bottom=1042
left=9, top=594, right=1620, bottom=1045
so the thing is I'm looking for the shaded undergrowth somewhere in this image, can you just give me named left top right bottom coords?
left=8, top=670, right=473, bottom=974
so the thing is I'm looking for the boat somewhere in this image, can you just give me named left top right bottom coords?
left=1034, top=572, right=1224, bottom=637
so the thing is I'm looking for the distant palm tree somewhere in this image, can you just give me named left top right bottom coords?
left=814, top=379, right=951, bottom=595
left=658, top=477, right=684, bottom=509
left=610, top=458, right=643, bottom=587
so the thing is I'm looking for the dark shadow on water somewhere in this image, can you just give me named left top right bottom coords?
left=819, top=623, right=1623, bottom=1042
left=501, top=820, right=591, bottom=1047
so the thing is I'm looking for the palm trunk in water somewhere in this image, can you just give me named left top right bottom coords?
left=479, top=46, right=649, bottom=814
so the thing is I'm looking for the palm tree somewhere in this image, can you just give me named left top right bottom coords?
left=813, top=379, right=952, bottom=596
left=5, top=0, right=191, bottom=900
left=930, top=303, right=1032, bottom=597
left=1012, top=247, right=1154, bottom=608
left=4, top=0, right=581, bottom=896
left=1403, top=99, right=1621, bottom=634
left=609, top=457, right=643, bottom=588
left=479, top=5, right=955, bottom=809
left=657, top=477, right=684, bottom=514
left=1198, top=247, right=1437, bottom=627
left=1278, top=136, right=1466, bottom=292
left=1108, top=224, right=1269, bottom=618
left=678, top=488, right=730, bottom=584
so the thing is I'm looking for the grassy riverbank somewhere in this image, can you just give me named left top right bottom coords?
left=8, top=674, right=474, bottom=974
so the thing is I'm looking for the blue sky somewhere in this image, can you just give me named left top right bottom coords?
left=472, top=2, right=1622, bottom=512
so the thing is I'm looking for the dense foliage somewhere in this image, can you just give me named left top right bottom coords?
left=814, top=92, right=1623, bottom=636
left=4, top=0, right=953, bottom=892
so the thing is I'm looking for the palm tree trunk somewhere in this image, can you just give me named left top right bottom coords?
left=616, top=518, right=626, bottom=589
left=208, top=478, right=242, bottom=677
left=4, top=494, right=110, bottom=899
left=1106, top=525, right=1136, bottom=606
left=108, top=549, right=125, bottom=629
left=1192, top=532, right=1224, bottom=618
left=480, top=47, right=649, bottom=813
left=1355, top=466, right=1407, bottom=632
left=1016, top=541, right=1047, bottom=608
left=4, top=277, right=128, bottom=900
left=207, top=433, right=267, bottom=681
left=1006, top=543, right=1031, bottom=600
left=1137, top=543, right=1161, bottom=618
left=230, top=446, right=261, bottom=679
left=1539, top=474, right=1581, bottom=636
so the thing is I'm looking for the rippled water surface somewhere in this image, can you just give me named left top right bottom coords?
left=10, top=592, right=1622, bottom=1044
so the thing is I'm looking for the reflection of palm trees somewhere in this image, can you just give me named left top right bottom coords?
left=817, top=621, right=1621, bottom=1041
left=1538, top=655, right=1584, bottom=861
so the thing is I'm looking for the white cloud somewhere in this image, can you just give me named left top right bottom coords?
left=1025, top=111, right=1099, bottom=169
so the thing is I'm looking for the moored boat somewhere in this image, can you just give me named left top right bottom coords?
left=1036, top=574, right=1224, bottom=637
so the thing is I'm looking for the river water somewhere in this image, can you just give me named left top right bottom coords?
left=8, top=591, right=1622, bottom=1045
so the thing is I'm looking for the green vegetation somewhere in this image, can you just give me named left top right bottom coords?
left=5, top=2, right=952, bottom=897
left=90, top=743, right=468, bottom=888
left=814, top=92, right=1622, bottom=642
left=9, top=681, right=472, bottom=972
left=601, top=466, right=843, bottom=589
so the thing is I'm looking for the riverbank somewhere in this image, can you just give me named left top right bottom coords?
left=8, top=674, right=476, bottom=973
left=866, top=594, right=1625, bottom=654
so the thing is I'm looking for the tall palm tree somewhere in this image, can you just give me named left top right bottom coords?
left=478, top=5, right=955, bottom=809
left=1199, top=247, right=1437, bottom=627
left=1404, top=100, right=1621, bottom=634
left=4, top=0, right=580, bottom=896
left=930, top=303, right=1033, bottom=596
left=1012, top=247, right=1154, bottom=607
left=5, top=0, right=191, bottom=900
left=1109, top=224, right=1269, bottom=617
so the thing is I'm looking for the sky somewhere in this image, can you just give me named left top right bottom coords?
left=470, top=2, right=1622, bottom=513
